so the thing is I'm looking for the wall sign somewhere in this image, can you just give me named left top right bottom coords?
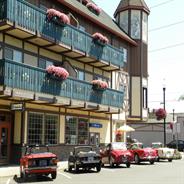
left=89, top=123, right=102, bottom=128
left=11, top=103, right=24, bottom=111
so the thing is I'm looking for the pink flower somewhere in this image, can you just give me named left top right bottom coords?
left=92, top=32, right=109, bottom=44
left=47, top=9, right=70, bottom=25
left=92, top=80, right=108, bottom=89
left=155, top=108, right=167, bottom=120
left=46, top=65, right=69, bottom=80
left=86, top=2, right=102, bottom=15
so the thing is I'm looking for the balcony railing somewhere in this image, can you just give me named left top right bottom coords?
left=0, top=0, right=125, bottom=68
left=0, top=59, right=124, bottom=108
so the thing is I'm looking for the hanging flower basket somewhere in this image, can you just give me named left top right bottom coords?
left=92, top=32, right=109, bottom=46
left=47, top=9, right=70, bottom=26
left=155, top=108, right=167, bottom=120
left=46, top=65, right=69, bottom=80
left=86, top=2, right=102, bottom=15
left=82, top=0, right=90, bottom=5
left=92, top=80, right=108, bottom=91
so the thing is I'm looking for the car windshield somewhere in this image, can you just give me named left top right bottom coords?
left=152, top=143, right=162, bottom=148
left=111, top=142, right=127, bottom=150
left=74, top=147, right=92, bottom=154
left=26, top=146, right=49, bottom=154
left=131, top=143, right=143, bottom=149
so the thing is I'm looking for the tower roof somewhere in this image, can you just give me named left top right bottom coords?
left=114, top=0, right=150, bottom=17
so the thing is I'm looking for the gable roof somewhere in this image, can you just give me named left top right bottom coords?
left=57, top=0, right=137, bottom=46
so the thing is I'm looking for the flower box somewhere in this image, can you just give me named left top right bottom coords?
left=92, top=80, right=108, bottom=91
left=86, top=2, right=102, bottom=15
left=155, top=108, right=167, bottom=120
left=46, top=65, right=69, bottom=80
left=92, top=32, right=109, bottom=46
left=47, top=9, right=70, bottom=26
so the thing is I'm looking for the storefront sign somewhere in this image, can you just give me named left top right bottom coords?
left=11, top=103, right=24, bottom=111
left=89, top=123, right=102, bottom=128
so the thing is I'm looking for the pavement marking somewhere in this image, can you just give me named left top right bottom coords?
left=6, top=178, right=11, bottom=184
left=58, top=171, right=72, bottom=179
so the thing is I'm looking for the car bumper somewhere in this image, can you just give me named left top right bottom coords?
left=139, top=156, right=156, bottom=161
left=24, top=166, right=57, bottom=174
left=76, top=161, right=101, bottom=168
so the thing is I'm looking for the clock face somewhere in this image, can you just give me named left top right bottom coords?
left=131, top=10, right=141, bottom=39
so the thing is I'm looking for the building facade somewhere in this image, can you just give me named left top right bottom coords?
left=0, top=0, right=149, bottom=164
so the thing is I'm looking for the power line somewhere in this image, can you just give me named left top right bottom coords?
left=149, top=19, right=184, bottom=32
left=149, top=42, right=184, bottom=53
left=150, top=0, right=176, bottom=9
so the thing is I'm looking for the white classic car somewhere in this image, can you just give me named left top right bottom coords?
left=151, top=142, right=174, bottom=162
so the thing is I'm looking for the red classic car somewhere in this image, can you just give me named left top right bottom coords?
left=20, top=145, right=58, bottom=180
left=100, top=142, right=134, bottom=168
left=128, top=142, right=157, bottom=164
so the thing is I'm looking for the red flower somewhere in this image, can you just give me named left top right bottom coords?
left=46, top=65, right=69, bottom=80
left=155, top=108, right=167, bottom=120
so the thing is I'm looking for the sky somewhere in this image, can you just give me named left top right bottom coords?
left=93, top=0, right=184, bottom=113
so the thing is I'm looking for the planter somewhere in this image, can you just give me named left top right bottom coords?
left=50, top=16, right=66, bottom=27
left=92, top=84, right=106, bottom=91
left=93, top=39, right=106, bottom=47
left=46, top=73, right=65, bottom=81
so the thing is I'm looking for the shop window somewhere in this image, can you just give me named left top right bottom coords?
left=65, top=116, right=88, bottom=145
left=28, top=112, right=58, bottom=145
left=4, top=47, right=22, bottom=63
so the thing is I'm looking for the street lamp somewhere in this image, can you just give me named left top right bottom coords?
left=163, top=84, right=166, bottom=146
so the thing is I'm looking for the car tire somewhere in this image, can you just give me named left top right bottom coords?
left=150, top=160, right=154, bottom=165
left=109, top=157, right=114, bottom=168
left=168, top=158, right=172, bottom=162
left=68, top=162, right=72, bottom=172
left=96, top=164, right=101, bottom=172
left=74, top=163, right=79, bottom=173
left=157, top=158, right=160, bottom=162
left=134, top=154, right=140, bottom=164
left=51, top=172, right=57, bottom=179
left=126, top=162, right=131, bottom=168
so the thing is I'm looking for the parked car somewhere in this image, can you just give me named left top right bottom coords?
left=167, top=140, right=184, bottom=151
left=128, top=142, right=157, bottom=164
left=20, top=145, right=58, bottom=180
left=100, top=142, right=134, bottom=168
left=68, top=146, right=101, bottom=173
left=151, top=142, right=174, bottom=162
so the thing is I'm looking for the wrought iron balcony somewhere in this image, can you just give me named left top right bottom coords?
left=0, top=0, right=125, bottom=70
left=0, top=59, right=124, bottom=109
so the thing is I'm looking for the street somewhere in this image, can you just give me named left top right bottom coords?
left=1, top=158, right=184, bottom=184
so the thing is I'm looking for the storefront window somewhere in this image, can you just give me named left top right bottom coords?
left=28, top=112, right=58, bottom=145
left=65, top=116, right=88, bottom=145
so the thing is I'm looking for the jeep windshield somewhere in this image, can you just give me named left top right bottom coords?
left=74, top=146, right=93, bottom=154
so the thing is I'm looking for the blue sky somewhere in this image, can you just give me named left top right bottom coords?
left=93, top=0, right=184, bottom=113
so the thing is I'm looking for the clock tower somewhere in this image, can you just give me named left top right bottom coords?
left=114, top=0, right=150, bottom=122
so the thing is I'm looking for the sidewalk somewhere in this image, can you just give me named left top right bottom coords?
left=0, top=161, right=68, bottom=178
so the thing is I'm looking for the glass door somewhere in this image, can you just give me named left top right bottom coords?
left=0, top=124, right=10, bottom=164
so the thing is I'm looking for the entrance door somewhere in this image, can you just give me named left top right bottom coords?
left=0, top=123, right=10, bottom=164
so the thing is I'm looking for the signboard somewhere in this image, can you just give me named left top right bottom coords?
left=11, top=103, right=24, bottom=111
left=89, top=123, right=102, bottom=128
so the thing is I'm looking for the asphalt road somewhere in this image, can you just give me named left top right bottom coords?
left=1, top=158, right=184, bottom=184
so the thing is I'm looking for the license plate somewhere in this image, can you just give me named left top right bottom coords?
left=39, top=160, right=47, bottom=167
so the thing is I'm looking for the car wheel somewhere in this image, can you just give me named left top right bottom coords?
left=168, top=158, right=172, bottom=162
left=96, top=164, right=101, bottom=172
left=157, top=158, right=160, bottom=162
left=134, top=154, right=140, bottom=164
left=74, top=163, right=79, bottom=173
left=68, top=162, right=72, bottom=172
left=150, top=160, right=154, bottom=165
left=109, top=157, right=114, bottom=168
left=51, top=172, right=57, bottom=179
left=126, top=162, right=131, bottom=168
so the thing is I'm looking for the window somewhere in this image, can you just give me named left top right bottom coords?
left=131, top=10, right=141, bottom=39
left=28, top=112, right=58, bottom=145
left=4, top=47, right=22, bottom=63
left=142, top=12, right=148, bottom=43
left=65, top=116, right=88, bottom=145
left=76, top=69, right=85, bottom=80
left=143, top=87, right=148, bottom=108
left=120, top=10, right=128, bottom=33
left=38, top=58, right=53, bottom=69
